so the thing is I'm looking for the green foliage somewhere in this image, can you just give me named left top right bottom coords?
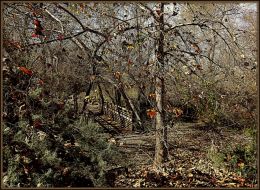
left=243, top=127, right=256, bottom=138
left=2, top=63, right=125, bottom=187
left=75, top=119, right=125, bottom=167
left=3, top=118, right=123, bottom=187
left=207, top=151, right=226, bottom=169
left=28, top=87, right=43, bottom=99
left=228, top=145, right=256, bottom=180
left=208, top=142, right=256, bottom=181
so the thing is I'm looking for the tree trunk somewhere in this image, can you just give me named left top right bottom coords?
left=154, top=77, right=168, bottom=166
left=154, top=3, right=168, bottom=168
left=80, top=82, right=93, bottom=114
left=115, top=87, right=122, bottom=106
left=97, top=83, right=105, bottom=114
left=73, top=93, right=78, bottom=115
left=100, top=75, right=142, bottom=129
left=119, top=85, right=142, bottom=129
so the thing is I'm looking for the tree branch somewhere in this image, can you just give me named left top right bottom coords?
left=138, top=3, right=159, bottom=22
left=25, top=29, right=88, bottom=47
left=44, top=8, right=64, bottom=33
left=165, top=22, right=206, bottom=33
left=56, top=4, right=107, bottom=38
left=56, top=4, right=85, bottom=29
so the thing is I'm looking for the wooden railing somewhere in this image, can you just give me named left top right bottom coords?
left=103, top=101, right=133, bottom=131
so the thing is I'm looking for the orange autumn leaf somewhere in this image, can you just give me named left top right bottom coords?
left=18, top=67, right=33, bottom=76
left=38, top=79, right=44, bottom=85
left=114, top=71, right=121, bottom=79
left=173, top=108, right=183, bottom=118
left=90, top=75, right=96, bottom=81
left=64, top=143, right=72, bottom=148
left=148, top=93, right=156, bottom=99
left=195, top=64, right=203, bottom=70
left=156, top=9, right=161, bottom=16
left=147, top=108, right=157, bottom=119
left=79, top=3, right=85, bottom=11
left=191, top=43, right=201, bottom=54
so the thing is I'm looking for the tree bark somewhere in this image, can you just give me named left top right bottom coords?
left=100, top=75, right=143, bottom=129
left=73, top=93, right=78, bottom=115
left=97, top=83, right=105, bottom=114
left=115, top=87, right=122, bottom=106
left=154, top=3, right=168, bottom=168
left=80, top=82, right=93, bottom=114
left=119, top=85, right=142, bottom=129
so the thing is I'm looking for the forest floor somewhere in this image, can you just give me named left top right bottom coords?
left=105, top=121, right=255, bottom=188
